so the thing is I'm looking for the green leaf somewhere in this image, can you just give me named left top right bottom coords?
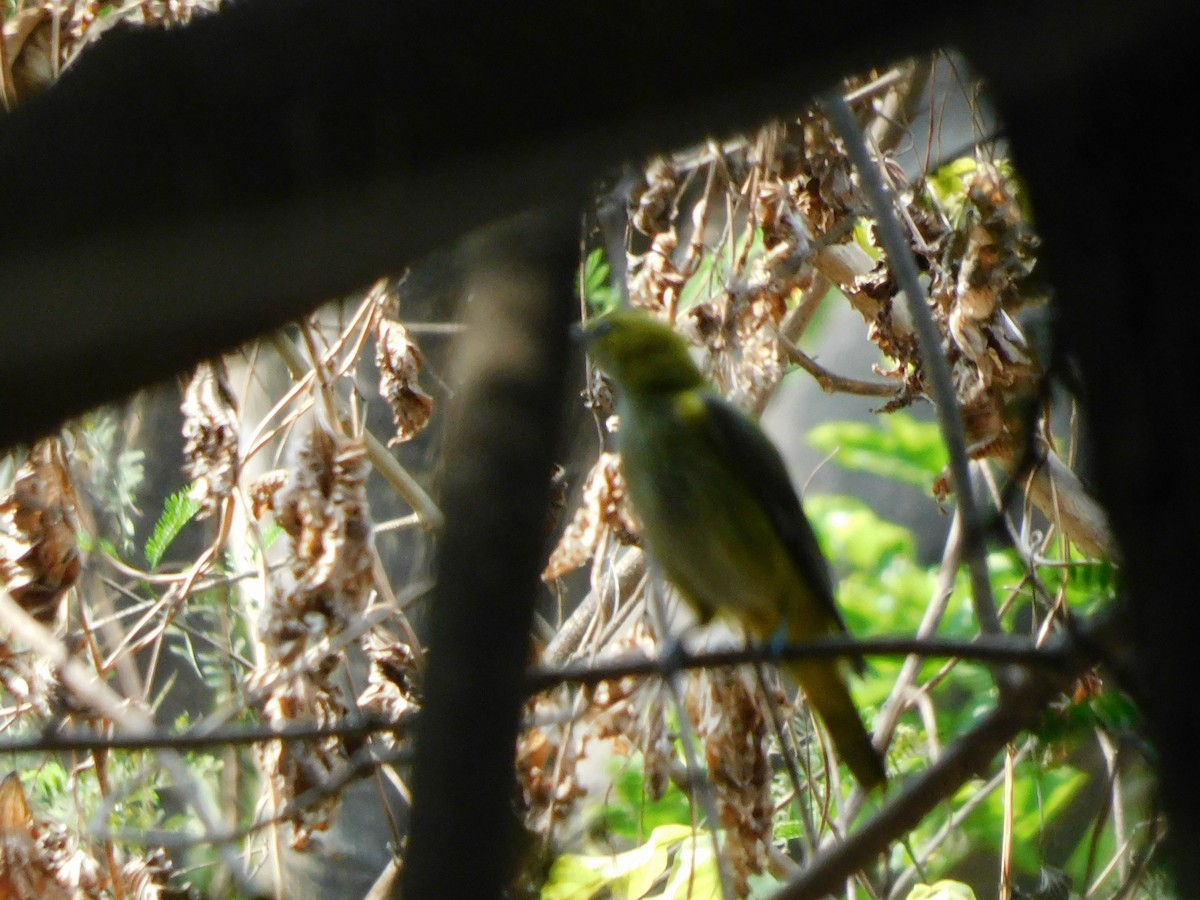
left=583, top=248, right=619, bottom=315
left=960, top=762, right=1088, bottom=874
left=144, top=487, right=201, bottom=567
left=542, top=824, right=699, bottom=900
left=805, top=493, right=917, bottom=571
left=853, top=217, right=882, bottom=260
left=925, top=157, right=978, bottom=213
left=905, top=880, right=977, bottom=900
left=808, top=414, right=948, bottom=491
left=652, top=830, right=722, bottom=899
left=596, top=755, right=695, bottom=841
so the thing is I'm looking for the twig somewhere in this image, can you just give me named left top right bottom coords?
left=886, top=742, right=1034, bottom=899
left=777, top=332, right=901, bottom=397
left=994, top=443, right=1116, bottom=560
left=526, top=633, right=1071, bottom=694
left=819, top=88, right=1001, bottom=637
left=109, top=739, right=411, bottom=851
left=0, top=714, right=415, bottom=756
left=647, top=579, right=736, bottom=900
left=543, top=549, right=647, bottom=666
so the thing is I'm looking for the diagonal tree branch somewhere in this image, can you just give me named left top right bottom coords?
left=772, top=606, right=1127, bottom=899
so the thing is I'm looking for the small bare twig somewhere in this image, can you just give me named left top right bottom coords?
left=777, top=331, right=902, bottom=397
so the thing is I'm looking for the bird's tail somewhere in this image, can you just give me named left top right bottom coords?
left=787, top=658, right=887, bottom=791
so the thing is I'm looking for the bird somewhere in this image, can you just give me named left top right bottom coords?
left=584, top=308, right=886, bottom=790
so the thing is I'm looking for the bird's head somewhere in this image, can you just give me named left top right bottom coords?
left=583, top=310, right=706, bottom=394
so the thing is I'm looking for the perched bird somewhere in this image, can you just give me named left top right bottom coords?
left=584, top=309, right=886, bottom=790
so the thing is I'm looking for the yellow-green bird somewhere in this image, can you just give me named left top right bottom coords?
left=584, top=309, right=886, bottom=790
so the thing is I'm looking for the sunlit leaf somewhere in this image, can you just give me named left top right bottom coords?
left=808, top=415, right=948, bottom=491
left=905, top=880, right=977, bottom=900
left=542, top=824, right=700, bottom=900
left=144, top=486, right=201, bottom=567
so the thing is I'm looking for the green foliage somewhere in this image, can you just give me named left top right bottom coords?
left=922, top=156, right=1030, bottom=226
left=677, top=229, right=769, bottom=313
left=22, top=754, right=175, bottom=835
left=853, top=217, right=882, bottom=260
left=924, top=157, right=981, bottom=222
left=905, top=881, right=977, bottom=900
left=796, top=418, right=1129, bottom=889
left=144, top=486, right=201, bottom=567
left=807, top=414, right=948, bottom=492
left=958, top=760, right=1088, bottom=875
left=543, top=824, right=721, bottom=900
left=583, top=248, right=619, bottom=316
left=75, top=409, right=146, bottom=552
left=594, top=756, right=696, bottom=842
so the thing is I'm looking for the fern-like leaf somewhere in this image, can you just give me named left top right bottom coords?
left=144, top=487, right=201, bottom=567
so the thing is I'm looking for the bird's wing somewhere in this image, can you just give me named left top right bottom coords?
left=699, top=393, right=865, bottom=672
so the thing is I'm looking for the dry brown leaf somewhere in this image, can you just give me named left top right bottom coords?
left=253, top=667, right=347, bottom=849
left=119, top=848, right=174, bottom=900
left=248, top=420, right=375, bottom=846
left=375, top=319, right=434, bottom=445
left=268, top=421, right=373, bottom=621
left=357, top=629, right=421, bottom=741
left=628, top=230, right=685, bottom=316
left=181, top=359, right=239, bottom=519
left=685, top=670, right=773, bottom=896
left=0, top=773, right=85, bottom=900
left=2, top=7, right=56, bottom=105
left=631, top=157, right=677, bottom=237
left=0, top=640, right=56, bottom=721
left=542, top=453, right=638, bottom=582
left=0, top=439, right=81, bottom=625
left=248, top=469, right=289, bottom=522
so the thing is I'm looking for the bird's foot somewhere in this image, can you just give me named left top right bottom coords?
left=765, top=622, right=791, bottom=666
left=659, top=635, right=691, bottom=676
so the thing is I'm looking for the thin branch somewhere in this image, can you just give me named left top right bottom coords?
left=110, top=740, right=412, bottom=851
left=886, top=742, right=1034, bottom=899
left=0, top=714, right=414, bottom=755
left=542, top=549, right=647, bottom=666
left=777, top=331, right=901, bottom=397
left=994, top=443, right=1117, bottom=560
left=819, top=88, right=1001, bottom=637
left=526, top=633, right=1073, bottom=694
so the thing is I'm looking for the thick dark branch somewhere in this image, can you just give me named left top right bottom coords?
left=1, top=0, right=1183, bottom=447
left=397, top=210, right=576, bottom=900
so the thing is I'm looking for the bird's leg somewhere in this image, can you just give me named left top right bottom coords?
left=765, top=620, right=791, bottom=667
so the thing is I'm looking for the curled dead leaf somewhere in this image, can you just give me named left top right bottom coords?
left=0, top=439, right=81, bottom=625
left=181, top=359, right=239, bottom=518
left=542, top=453, right=638, bottom=582
left=631, top=157, right=677, bottom=237
left=0, top=772, right=93, bottom=900
left=375, top=319, right=434, bottom=445
left=2, top=7, right=56, bottom=106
